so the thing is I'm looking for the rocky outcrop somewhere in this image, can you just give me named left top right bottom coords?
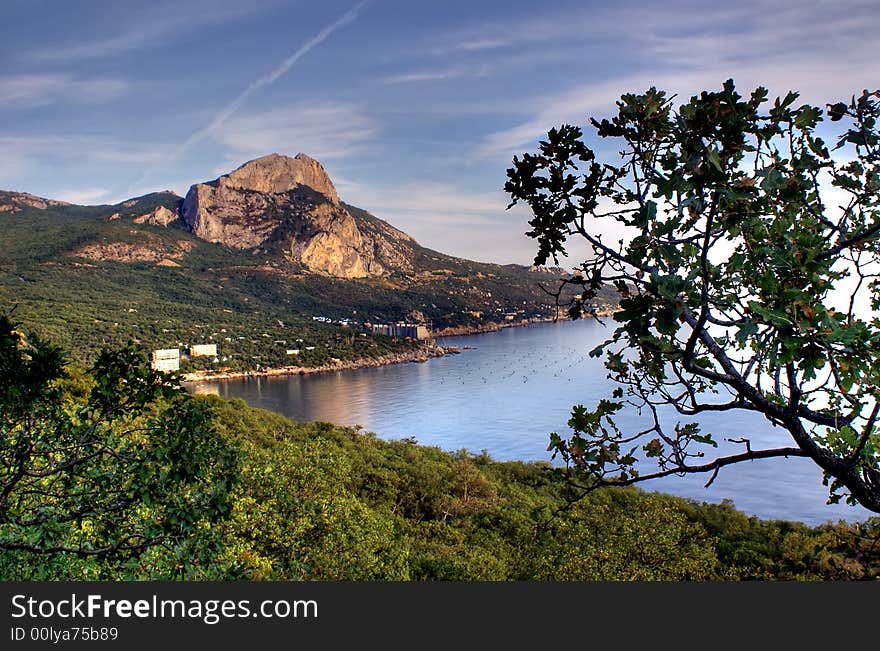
left=221, top=153, right=339, bottom=203
left=70, top=237, right=193, bottom=263
left=180, top=153, right=418, bottom=279
left=347, top=205, right=417, bottom=274
left=181, top=182, right=281, bottom=249
left=0, top=191, right=70, bottom=213
left=290, top=202, right=372, bottom=277
left=133, top=205, right=178, bottom=227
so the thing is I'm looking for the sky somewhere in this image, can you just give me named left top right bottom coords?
left=1, top=0, right=879, bottom=264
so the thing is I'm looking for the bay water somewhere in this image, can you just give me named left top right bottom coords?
left=193, top=320, right=872, bottom=525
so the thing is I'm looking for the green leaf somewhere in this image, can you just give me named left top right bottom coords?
left=735, top=321, right=759, bottom=345
left=707, top=147, right=723, bottom=173
left=794, top=105, right=822, bottom=129
left=828, top=102, right=848, bottom=122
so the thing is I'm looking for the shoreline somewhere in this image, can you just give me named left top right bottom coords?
left=433, top=315, right=565, bottom=338
left=181, top=309, right=617, bottom=384
left=181, top=345, right=454, bottom=384
left=433, top=307, right=618, bottom=339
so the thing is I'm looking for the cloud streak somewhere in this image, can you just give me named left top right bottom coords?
left=26, top=0, right=266, bottom=62
left=56, top=187, right=113, bottom=204
left=214, top=102, right=378, bottom=162
left=0, top=74, right=128, bottom=108
left=474, top=0, right=880, bottom=161
left=0, top=133, right=180, bottom=201
left=133, top=1, right=368, bottom=190
left=382, top=64, right=489, bottom=85
left=335, top=179, right=542, bottom=262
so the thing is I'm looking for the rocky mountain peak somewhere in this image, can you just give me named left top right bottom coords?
left=180, top=153, right=418, bottom=279
left=215, top=152, right=339, bottom=204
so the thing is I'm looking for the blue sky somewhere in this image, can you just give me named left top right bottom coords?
left=1, top=0, right=878, bottom=263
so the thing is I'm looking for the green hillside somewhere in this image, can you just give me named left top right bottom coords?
left=5, top=393, right=877, bottom=581
left=0, top=192, right=608, bottom=370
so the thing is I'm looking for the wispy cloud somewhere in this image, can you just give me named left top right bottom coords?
left=134, top=1, right=368, bottom=190
left=0, top=135, right=168, bottom=165
left=336, top=179, right=539, bottom=262
left=29, top=26, right=178, bottom=62
left=341, top=181, right=507, bottom=220
left=427, top=0, right=876, bottom=62
left=425, top=14, right=589, bottom=56
left=0, top=74, right=129, bottom=108
left=455, top=38, right=513, bottom=52
left=0, top=134, right=171, bottom=196
left=56, top=187, right=112, bottom=205
left=213, top=102, right=378, bottom=162
left=382, top=64, right=489, bottom=85
left=26, top=0, right=267, bottom=62
left=475, top=0, right=880, bottom=161
left=632, top=2, right=876, bottom=71
left=475, top=76, right=651, bottom=160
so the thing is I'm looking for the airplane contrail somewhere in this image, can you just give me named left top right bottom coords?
left=131, top=1, right=368, bottom=193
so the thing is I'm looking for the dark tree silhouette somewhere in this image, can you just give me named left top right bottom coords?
left=506, top=81, right=880, bottom=512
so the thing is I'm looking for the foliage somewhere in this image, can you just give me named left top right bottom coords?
left=0, top=315, right=238, bottom=576
left=3, top=327, right=879, bottom=580
left=506, top=81, right=880, bottom=512
left=532, top=491, right=718, bottom=580
left=5, top=375, right=880, bottom=580
left=222, top=431, right=409, bottom=580
left=193, top=398, right=880, bottom=581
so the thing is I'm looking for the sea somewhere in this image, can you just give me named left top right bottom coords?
left=191, top=319, right=873, bottom=525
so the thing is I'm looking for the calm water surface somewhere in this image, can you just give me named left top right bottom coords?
left=194, top=320, right=871, bottom=524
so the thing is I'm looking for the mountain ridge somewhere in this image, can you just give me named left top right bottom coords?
left=5, top=153, right=459, bottom=280
left=0, top=154, right=616, bottom=370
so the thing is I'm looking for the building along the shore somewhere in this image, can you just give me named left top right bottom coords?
left=370, top=323, right=431, bottom=340
left=189, top=343, right=218, bottom=357
left=150, top=348, right=180, bottom=372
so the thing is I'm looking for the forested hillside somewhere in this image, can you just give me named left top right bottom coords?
left=4, top=385, right=877, bottom=581
left=0, top=181, right=608, bottom=371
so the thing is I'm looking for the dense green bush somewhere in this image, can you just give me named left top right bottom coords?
left=3, top=359, right=879, bottom=581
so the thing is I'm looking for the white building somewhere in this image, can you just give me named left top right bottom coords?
left=189, top=343, right=218, bottom=357
left=150, top=348, right=180, bottom=372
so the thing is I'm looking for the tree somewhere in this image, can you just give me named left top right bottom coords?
left=505, top=80, right=880, bottom=512
left=0, top=315, right=238, bottom=562
left=532, top=491, right=719, bottom=580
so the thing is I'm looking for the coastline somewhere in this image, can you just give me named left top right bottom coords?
left=181, top=309, right=618, bottom=384
left=433, top=307, right=618, bottom=339
left=433, top=315, right=565, bottom=338
left=181, top=345, right=454, bottom=384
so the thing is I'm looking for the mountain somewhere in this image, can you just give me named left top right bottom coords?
left=181, top=153, right=416, bottom=278
left=0, top=154, right=617, bottom=371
